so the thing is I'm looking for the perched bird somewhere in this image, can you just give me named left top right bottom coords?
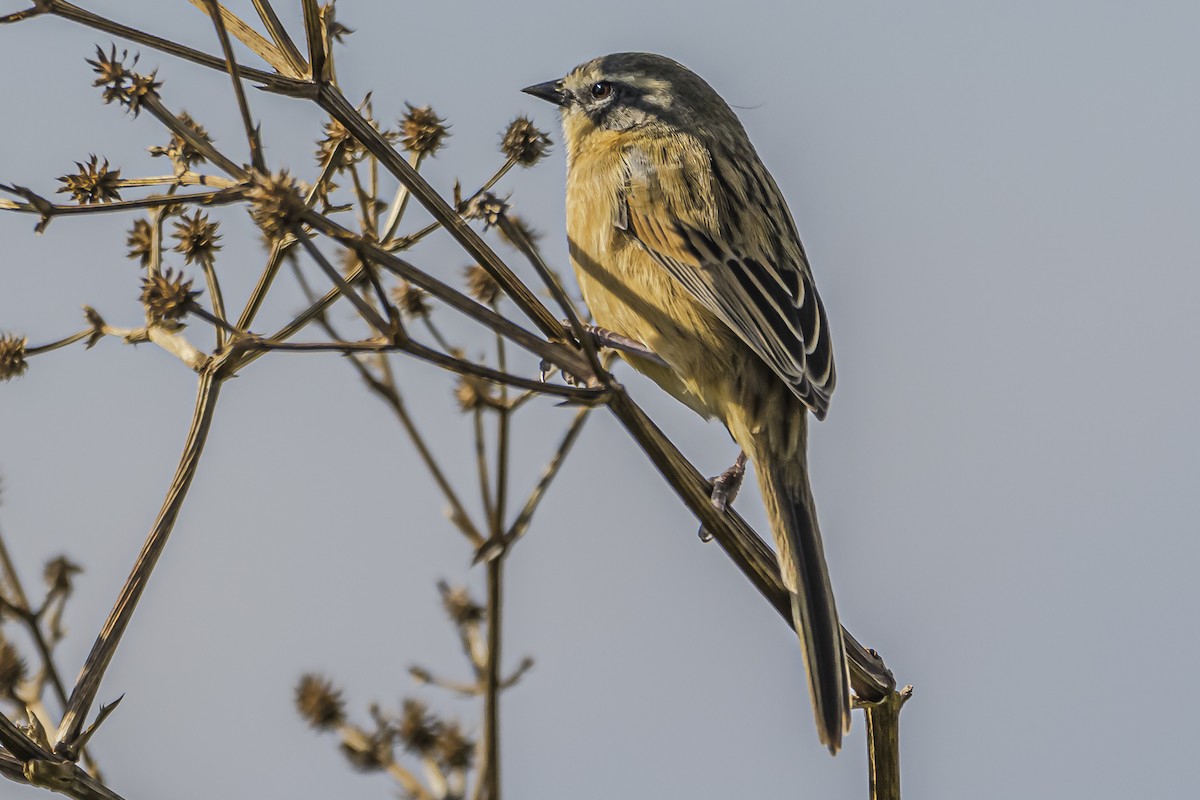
left=524, top=52, right=851, bottom=753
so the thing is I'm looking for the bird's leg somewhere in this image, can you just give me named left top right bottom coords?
left=540, top=322, right=667, bottom=383
left=699, top=450, right=748, bottom=542
left=577, top=324, right=667, bottom=365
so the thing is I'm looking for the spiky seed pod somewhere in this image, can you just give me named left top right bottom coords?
left=246, top=170, right=307, bottom=241
left=140, top=268, right=199, bottom=326
left=501, top=116, right=552, bottom=166
left=56, top=155, right=122, bottom=205
left=0, top=639, right=26, bottom=698
left=396, top=699, right=441, bottom=755
left=86, top=45, right=132, bottom=105
left=464, top=264, right=501, bottom=305
left=0, top=335, right=28, bottom=382
left=338, top=737, right=388, bottom=773
left=399, top=104, right=449, bottom=156
left=454, top=375, right=501, bottom=413
left=172, top=211, right=222, bottom=267
left=295, top=674, right=346, bottom=730
left=123, top=70, right=162, bottom=116
left=166, top=111, right=213, bottom=169
left=391, top=281, right=430, bottom=318
left=315, top=118, right=362, bottom=171
left=43, top=556, right=82, bottom=594
left=440, top=583, right=485, bottom=625
left=435, top=721, right=475, bottom=770
left=462, top=191, right=508, bottom=229
left=126, top=218, right=155, bottom=267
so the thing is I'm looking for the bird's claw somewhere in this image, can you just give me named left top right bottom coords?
left=699, top=451, right=748, bottom=542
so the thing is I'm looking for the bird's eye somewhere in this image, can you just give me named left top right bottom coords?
left=590, top=81, right=613, bottom=100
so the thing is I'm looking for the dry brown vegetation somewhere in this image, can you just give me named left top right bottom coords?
left=0, top=3, right=908, bottom=799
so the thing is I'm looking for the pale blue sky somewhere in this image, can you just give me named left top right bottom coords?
left=2, top=2, right=1198, bottom=798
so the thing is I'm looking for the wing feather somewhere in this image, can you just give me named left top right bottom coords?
left=619, top=142, right=836, bottom=418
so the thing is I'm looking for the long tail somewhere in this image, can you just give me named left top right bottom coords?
left=730, top=403, right=851, bottom=754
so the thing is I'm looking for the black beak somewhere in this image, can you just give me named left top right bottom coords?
left=522, top=80, right=568, bottom=107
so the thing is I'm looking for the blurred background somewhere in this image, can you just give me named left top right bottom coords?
left=1, top=1, right=1198, bottom=797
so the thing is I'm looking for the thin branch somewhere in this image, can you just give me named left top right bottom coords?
left=477, top=406, right=590, bottom=561
left=302, top=211, right=595, bottom=382
left=602, top=390, right=896, bottom=701
left=236, top=338, right=601, bottom=403
left=289, top=263, right=486, bottom=545
left=236, top=140, right=344, bottom=331
left=186, top=0, right=296, bottom=77
left=32, top=1, right=306, bottom=93
left=250, top=0, right=308, bottom=76
left=315, top=86, right=565, bottom=341
left=863, top=685, right=912, bottom=800
left=198, top=0, right=267, bottom=172
left=53, top=369, right=225, bottom=757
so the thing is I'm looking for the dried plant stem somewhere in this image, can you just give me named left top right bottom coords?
left=380, top=151, right=424, bottom=243
left=237, top=142, right=345, bottom=331
left=0, top=534, right=102, bottom=780
left=863, top=686, right=912, bottom=800
left=24, top=329, right=93, bottom=357
left=0, top=185, right=244, bottom=221
left=302, top=212, right=594, bottom=381
left=494, top=212, right=605, bottom=381
left=602, top=392, right=895, bottom=700
left=250, top=0, right=307, bottom=77
left=289, top=263, right=486, bottom=545
left=479, top=558, right=503, bottom=800
left=188, top=0, right=293, bottom=81
left=316, top=87, right=565, bottom=340
left=0, top=711, right=125, bottom=800
left=494, top=406, right=590, bottom=555
left=53, top=370, right=224, bottom=756
left=29, top=1, right=306, bottom=93
left=199, top=0, right=266, bottom=172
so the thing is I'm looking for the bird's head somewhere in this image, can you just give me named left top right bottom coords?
left=522, top=52, right=741, bottom=151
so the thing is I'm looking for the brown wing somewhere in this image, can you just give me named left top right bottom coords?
left=617, top=143, right=836, bottom=419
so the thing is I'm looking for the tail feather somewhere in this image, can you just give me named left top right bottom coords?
left=742, top=413, right=851, bottom=754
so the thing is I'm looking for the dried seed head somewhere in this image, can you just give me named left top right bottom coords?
left=501, top=116, right=552, bottom=166
left=158, top=111, right=213, bottom=169
left=400, top=104, right=449, bottom=156
left=439, top=583, right=485, bottom=625
left=246, top=170, right=307, bottom=241
left=0, top=335, right=28, bottom=382
left=295, top=674, right=346, bottom=730
left=464, top=263, right=501, bottom=305
left=172, top=211, right=222, bottom=267
left=315, top=118, right=362, bottom=171
left=454, top=375, right=500, bottom=413
left=123, top=70, right=162, bottom=116
left=43, top=556, right=82, bottom=594
left=0, top=639, right=26, bottom=698
left=57, top=155, right=122, bottom=205
left=140, top=268, right=199, bottom=326
left=435, top=721, right=475, bottom=770
left=462, top=191, right=508, bottom=229
left=126, top=218, right=155, bottom=267
left=391, top=281, right=430, bottom=318
left=86, top=45, right=133, bottom=106
left=396, top=699, right=441, bottom=755
left=338, top=736, right=388, bottom=772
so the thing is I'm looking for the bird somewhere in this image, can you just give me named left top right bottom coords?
left=523, top=52, right=851, bottom=753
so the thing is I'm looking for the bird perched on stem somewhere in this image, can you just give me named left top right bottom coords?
left=524, top=52, right=851, bottom=753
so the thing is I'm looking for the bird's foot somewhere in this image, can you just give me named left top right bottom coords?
left=561, top=320, right=667, bottom=366
left=699, top=451, right=748, bottom=542
left=540, top=323, right=665, bottom=385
